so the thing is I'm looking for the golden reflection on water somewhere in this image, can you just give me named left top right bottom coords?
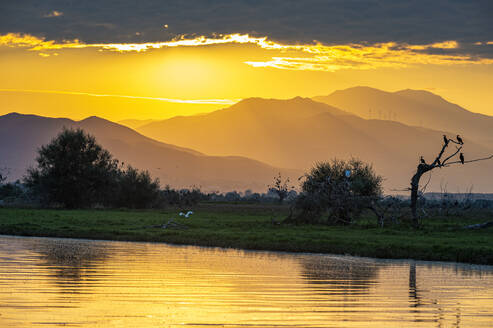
left=0, top=235, right=492, bottom=327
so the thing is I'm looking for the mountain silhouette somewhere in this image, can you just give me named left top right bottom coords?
left=0, top=113, right=298, bottom=192
left=136, top=96, right=493, bottom=192
left=314, top=86, right=493, bottom=146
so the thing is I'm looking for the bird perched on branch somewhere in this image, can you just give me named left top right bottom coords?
left=460, top=153, right=465, bottom=164
left=420, top=156, right=426, bottom=165
left=456, top=135, right=464, bottom=145
left=443, top=135, right=448, bottom=146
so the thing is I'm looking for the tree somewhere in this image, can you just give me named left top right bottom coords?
left=268, top=172, right=293, bottom=203
left=287, top=158, right=383, bottom=225
left=114, top=165, right=160, bottom=208
left=25, top=128, right=120, bottom=208
left=0, top=167, right=9, bottom=185
left=409, top=135, right=493, bottom=227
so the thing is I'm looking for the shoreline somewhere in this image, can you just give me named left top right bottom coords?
left=2, top=233, right=493, bottom=270
left=1, top=207, right=492, bottom=265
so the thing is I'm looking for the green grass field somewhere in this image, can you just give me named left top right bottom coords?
left=0, top=204, right=492, bottom=264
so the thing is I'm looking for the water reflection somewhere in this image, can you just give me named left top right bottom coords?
left=409, top=262, right=420, bottom=306
left=301, top=256, right=381, bottom=296
left=0, top=235, right=492, bottom=328
left=33, top=238, right=108, bottom=284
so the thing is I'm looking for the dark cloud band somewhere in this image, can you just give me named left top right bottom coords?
left=1, top=0, right=491, bottom=48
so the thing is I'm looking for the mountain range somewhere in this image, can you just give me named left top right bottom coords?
left=2, top=86, right=492, bottom=193
left=135, top=92, right=493, bottom=193
left=0, top=113, right=297, bottom=192
left=314, top=86, right=493, bottom=146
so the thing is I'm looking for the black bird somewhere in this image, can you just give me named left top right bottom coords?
left=443, top=134, right=448, bottom=146
left=420, top=156, right=426, bottom=165
left=460, top=153, right=465, bottom=164
left=456, top=135, right=464, bottom=145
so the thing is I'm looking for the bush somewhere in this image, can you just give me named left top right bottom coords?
left=287, top=158, right=383, bottom=225
left=114, top=166, right=160, bottom=208
left=155, top=186, right=207, bottom=208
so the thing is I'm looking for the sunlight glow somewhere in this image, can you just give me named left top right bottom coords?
left=1, top=33, right=492, bottom=73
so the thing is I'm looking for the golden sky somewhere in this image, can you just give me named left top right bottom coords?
left=1, top=33, right=493, bottom=121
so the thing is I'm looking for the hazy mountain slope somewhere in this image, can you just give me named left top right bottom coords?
left=136, top=97, right=493, bottom=192
left=0, top=113, right=298, bottom=192
left=313, top=86, right=493, bottom=145
left=118, top=119, right=157, bottom=129
left=138, top=97, right=354, bottom=167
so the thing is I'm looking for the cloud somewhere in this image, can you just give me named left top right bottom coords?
left=0, top=89, right=237, bottom=105
left=0, top=0, right=491, bottom=47
left=0, top=33, right=83, bottom=50
left=43, top=10, right=63, bottom=18
left=1, top=32, right=492, bottom=72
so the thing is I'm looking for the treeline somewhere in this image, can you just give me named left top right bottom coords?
left=2, top=128, right=492, bottom=228
left=0, top=128, right=296, bottom=209
left=0, top=180, right=298, bottom=209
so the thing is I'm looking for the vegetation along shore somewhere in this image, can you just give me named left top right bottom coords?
left=1, top=204, right=492, bottom=265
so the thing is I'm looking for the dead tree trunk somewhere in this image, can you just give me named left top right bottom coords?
left=409, top=136, right=462, bottom=227
left=408, top=134, right=492, bottom=227
left=410, top=164, right=432, bottom=227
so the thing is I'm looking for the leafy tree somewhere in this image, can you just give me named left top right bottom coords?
left=25, top=128, right=120, bottom=208
left=286, top=158, right=383, bottom=225
left=114, top=165, right=160, bottom=208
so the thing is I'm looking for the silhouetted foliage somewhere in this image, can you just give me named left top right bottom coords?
left=268, top=172, right=293, bottom=203
left=24, top=128, right=160, bottom=209
left=157, top=186, right=205, bottom=208
left=0, top=180, right=24, bottom=202
left=114, top=165, right=160, bottom=208
left=25, top=128, right=119, bottom=208
left=286, top=158, right=383, bottom=225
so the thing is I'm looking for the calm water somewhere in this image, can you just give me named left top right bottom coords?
left=0, top=236, right=492, bottom=327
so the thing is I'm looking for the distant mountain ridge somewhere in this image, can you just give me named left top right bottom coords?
left=118, top=119, right=157, bottom=129
left=313, top=86, right=493, bottom=146
left=136, top=95, right=493, bottom=192
left=0, top=113, right=298, bottom=192
left=3, top=86, right=493, bottom=193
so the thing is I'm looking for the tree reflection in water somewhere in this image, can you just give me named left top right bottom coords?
left=30, top=238, right=108, bottom=290
left=300, top=256, right=383, bottom=297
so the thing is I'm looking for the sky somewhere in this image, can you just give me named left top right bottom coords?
left=0, top=0, right=492, bottom=120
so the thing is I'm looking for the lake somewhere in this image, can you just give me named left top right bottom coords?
left=0, top=235, right=491, bottom=327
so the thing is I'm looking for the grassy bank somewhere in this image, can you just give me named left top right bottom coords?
left=0, top=204, right=492, bottom=264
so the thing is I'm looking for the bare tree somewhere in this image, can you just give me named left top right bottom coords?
left=410, top=135, right=493, bottom=227
left=268, top=172, right=293, bottom=203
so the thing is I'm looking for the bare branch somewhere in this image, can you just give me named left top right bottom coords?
left=440, top=145, right=462, bottom=166
left=443, top=154, right=493, bottom=167
left=431, top=139, right=451, bottom=166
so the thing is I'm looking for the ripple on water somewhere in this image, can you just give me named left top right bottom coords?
left=0, top=235, right=492, bottom=327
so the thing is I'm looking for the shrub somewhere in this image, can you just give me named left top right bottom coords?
left=287, top=158, right=383, bottom=225
left=114, top=166, right=160, bottom=208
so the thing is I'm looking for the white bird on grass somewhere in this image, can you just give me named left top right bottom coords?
left=179, top=211, right=194, bottom=218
